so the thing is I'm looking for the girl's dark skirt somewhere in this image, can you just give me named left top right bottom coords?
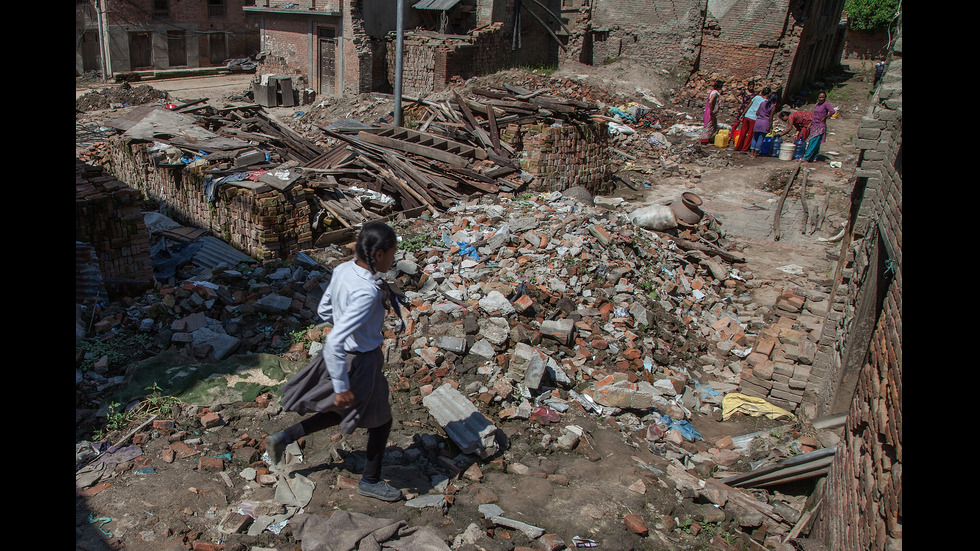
left=279, top=347, right=391, bottom=434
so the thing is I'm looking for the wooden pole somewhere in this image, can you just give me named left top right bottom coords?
left=773, top=163, right=801, bottom=241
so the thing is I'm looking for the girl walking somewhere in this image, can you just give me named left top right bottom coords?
left=265, top=221, right=404, bottom=501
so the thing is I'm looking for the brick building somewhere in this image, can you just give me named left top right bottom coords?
left=75, top=0, right=261, bottom=76
left=244, top=0, right=562, bottom=98
left=809, top=24, right=902, bottom=551
left=564, top=0, right=847, bottom=98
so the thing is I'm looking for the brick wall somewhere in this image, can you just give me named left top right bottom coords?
left=568, top=0, right=845, bottom=98
left=810, top=26, right=901, bottom=551
left=843, top=28, right=890, bottom=60
left=75, top=160, right=155, bottom=298
left=589, top=0, right=705, bottom=72
left=261, top=17, right=315, bottom=82
left=105, top=139, right=315, bottom=262
left=253, top=1, right=385, bottom=96
left=80, top=0, right=259, bottom=72
left=504, top=120, right=612, bottom=196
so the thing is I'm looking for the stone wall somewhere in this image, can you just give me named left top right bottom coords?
left=504, top=120, right=612, bottom=196
left=75, top=160, right=155, bottom=299
left=105, top=139, right=315, bottom=262
left=810, top=26, right=901, bottom=551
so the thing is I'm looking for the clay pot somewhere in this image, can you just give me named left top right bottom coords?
left=670, top=192, right=704, bottom=225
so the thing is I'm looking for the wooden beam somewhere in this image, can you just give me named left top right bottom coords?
left=356, top=131, right=471, bottom=167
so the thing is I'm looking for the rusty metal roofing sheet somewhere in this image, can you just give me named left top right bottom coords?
left=413, top=0, right=463, bottom=10
left=191, top=236, right=257, bottom=270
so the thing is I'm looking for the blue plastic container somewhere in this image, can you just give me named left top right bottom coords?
left=759, top=136, right=773, bottom=156
left=793, top=139, right=806, bottom=159
left=770, top=136, right=782, bottom=157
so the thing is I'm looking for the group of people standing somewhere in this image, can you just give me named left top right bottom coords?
left=700, top=80, right=836, bottom=163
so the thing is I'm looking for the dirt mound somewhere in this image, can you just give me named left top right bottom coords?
left=76, top=83, right=169, bottom=112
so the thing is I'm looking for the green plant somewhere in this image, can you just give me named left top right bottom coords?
left=677, top=519, right=736, bottom=543
left=289, top=324, right=315, bottom=344
left=77, top=333, right=153, bottom=372
left=826, top=86, right=852, bottom=104
left=142, top=382, right=182, bottom=418
left=399, top=232, right=433, bottom=253
left=93, top=383, right=183, bottom=441
left=844, top=0, right=901, bottom=31
left=520, top=63, right=558, bottom=76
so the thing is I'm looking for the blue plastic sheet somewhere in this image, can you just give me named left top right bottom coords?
left=657, top=411, right=703, bottom=441
left=456, top=242, right=479, bottom=260
left=695, top=380, right=720, bottom=399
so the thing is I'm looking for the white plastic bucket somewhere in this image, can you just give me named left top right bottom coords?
left=779, top=142, right=795, bottom=161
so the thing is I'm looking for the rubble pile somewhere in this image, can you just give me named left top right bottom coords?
left=78, top=187, right=762, bottom=463
left=76, top=82, right=170, bottom=112
left=75, top=70, right=844, bottom=551
left=76, top=187, right=838, bottom=550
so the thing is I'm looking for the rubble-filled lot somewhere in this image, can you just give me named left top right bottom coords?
left=76, top=63, right=870, bottom=551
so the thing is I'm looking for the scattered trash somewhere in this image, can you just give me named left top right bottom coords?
left=88, top=514, right=114, bottom=537
left=573, top=536, right=599, bottom=547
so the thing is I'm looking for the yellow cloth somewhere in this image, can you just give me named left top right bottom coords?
left=722, top=393, right=795, bottom=421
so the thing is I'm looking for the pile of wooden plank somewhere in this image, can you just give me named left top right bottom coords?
left=98, top=82, right=606, bottom=246
left=299, top=83, right=603, bottom=233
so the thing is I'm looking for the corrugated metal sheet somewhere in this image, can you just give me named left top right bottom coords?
left=191, top=236, right=257, bottom=270
left=422, top=384, right=499, bottom=458
left=412, top=0, right=462, bottom=10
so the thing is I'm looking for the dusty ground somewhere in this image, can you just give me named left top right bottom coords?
left=75, top=60, right=874, bottom=551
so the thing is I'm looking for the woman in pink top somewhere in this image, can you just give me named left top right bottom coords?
left=700, top=80, right=723, bottom=144
left=803, top=92, right=836, bottom=162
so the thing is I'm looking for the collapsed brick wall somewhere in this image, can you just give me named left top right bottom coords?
left=735, top=289, right=824, bottom=413
left=386, top=7, right=557, bottom=97
left=504, top=120, right=612, bottom=196
left=105, top=138, right=316, bottom=262
left=75, top=160, right=155, bottom=298
left=811, top=28, right=901, bottom=551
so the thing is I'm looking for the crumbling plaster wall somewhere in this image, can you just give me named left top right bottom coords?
left=254, top=1, right=398, bottom=95
left=699, top=0, right=795, bottom=80
left=811, top=27, right=901, bottom=551
left=386, top=1, right=557, bottom=96
left=566, top=0, right=845, bottom=98
left=588, top=0, right=706, bottom=73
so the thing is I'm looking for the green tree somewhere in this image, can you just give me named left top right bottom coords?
left=845, top=0, right=901, bottom=31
